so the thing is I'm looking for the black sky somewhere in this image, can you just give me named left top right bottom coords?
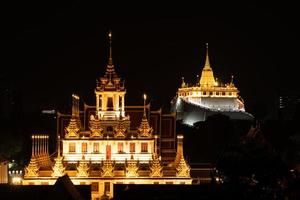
left=1, top=1, right=299, bottom=116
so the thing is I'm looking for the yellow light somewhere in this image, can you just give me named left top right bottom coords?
left=72, top=94, right=79, bottom=99
left=143, top=94, right=147, bottom=100
left=12, top=177, right=22, bottom=185
left=109, top=32, right=112, bottom=38
left=177, top=135, right=184, bottom=139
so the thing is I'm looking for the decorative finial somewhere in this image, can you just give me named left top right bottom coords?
left=230, top=75, right=235, bottom=86
left=204, top=43, right=211, bottom=68
left=71, top=94, right=80, bottom=118
left=57, top=135, right=61, bottom=158
left=108, top=30, right=113, bottom=66
left=181, top=77, right=186, bottom=88
left=215, top=77, right=218, bottom=86
left=31, top=135, right=34, bottom=156
left=143, top=93, right=147, bottom=118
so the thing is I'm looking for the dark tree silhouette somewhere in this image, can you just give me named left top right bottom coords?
left=216, top=125, right=289, bottom=199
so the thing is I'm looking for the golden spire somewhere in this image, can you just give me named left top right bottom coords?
left=57, top=135, right=61, bottom=158
left=108, top=30, right=113, bottom=66
left=104, top=30, right=117, bottom=81
left=137, top=94, right=153, bottom=137
left=204, top=43, right=211, bottom=69
left=32, top=135, right=35, bottom=157
left=175, top=135, right=190, bottom=177
left=199, top=43, right=216, bottom=87
left=52, top=135, right=65, bottom=177
left=143, top=93, right=147, bottom=118
left=150, top=135, right=163, bottom=177
left=65, top=94, right=80, bottom=138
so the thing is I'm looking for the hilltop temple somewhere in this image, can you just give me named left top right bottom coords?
left=171, top=44, right=253, bottom=125
left=22, top=33, right=192, bottom=199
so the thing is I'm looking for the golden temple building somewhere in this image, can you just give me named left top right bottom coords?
left=171, top=43, right=253, bottom=125
left=22, top=32, right=192, bottom=199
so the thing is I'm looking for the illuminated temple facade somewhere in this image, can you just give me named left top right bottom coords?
left=22, top=33, right=192, bottom=199
left=171, top=44, right=253, bottom=125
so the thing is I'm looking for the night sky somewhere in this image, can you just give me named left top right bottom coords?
left=1, top=2, right=299, bottom=116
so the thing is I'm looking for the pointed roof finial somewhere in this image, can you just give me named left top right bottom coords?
left=108, top=30, right=113, bottom=66
left=143, top=93, right=147, bottom=118
left=230, top=75, right=235, bottom=87
left=71, top=94, right=80, bottom=118
left=181, top=77, right=186, bottom=88
left=57, top=135, right=61, bottom=158
left=204, top=42, right=211, bottom=69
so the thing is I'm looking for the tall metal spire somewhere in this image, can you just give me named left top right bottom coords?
left=108, top=31, right=113, bottom=66
left=143, top=94, right=147, bottom=118
left=105, top=30, right=116, bottom=80
left=57, top=135, right=61, bottom=158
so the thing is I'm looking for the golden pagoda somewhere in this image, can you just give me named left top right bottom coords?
left=171, top=43, right=253, bottom=125
left=22, top=32, right=192, bottom=199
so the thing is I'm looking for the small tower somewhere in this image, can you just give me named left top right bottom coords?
left=65, top=94, right=81, bottom=138
left=89, top=115, right=103, bottom=138
left=229, top=75, right=235, bottom=87
left=137, top=94, right=153, bottom=138
left=175, top=135, right=190, bottom=177
left=149, top=135, right=163, bottom=177
left=24, top=135, right=40, bottom=177
left=76, top=155, right=89, bottom=177
left=114, top=120, right=127, bottom=138
left=126, top=155, right=139, bottom=177
left=52, top=135, right=65, bottom=177
left=95, top=31, right=126, bottom=120
left=101, top=160, right=114, bottom=177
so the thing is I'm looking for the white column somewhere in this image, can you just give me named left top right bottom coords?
left=122, top=94, right=125, bottom=116
left=116, top=94, right=119, bottom=113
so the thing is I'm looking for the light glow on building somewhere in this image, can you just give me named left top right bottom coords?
left=22, top=32, right=192, bottom=199
left=171, top=43, right=253, bottom=124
